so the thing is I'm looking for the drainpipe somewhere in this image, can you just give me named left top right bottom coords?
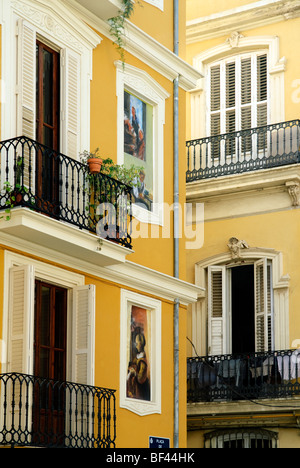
left=173, top=0, right=180, bottom=450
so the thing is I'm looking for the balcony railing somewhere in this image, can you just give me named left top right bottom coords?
left=186, top=119, right=300, bottom=181
left=0, top=373, right=116, bottom=448
left=0, top=136, right=133, bottom=249
left=187, top=349, right=300, bottom=403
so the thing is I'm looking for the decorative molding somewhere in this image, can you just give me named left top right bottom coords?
left=186, top=166, right=300, bottom=223
left=286, top=181, right=300, bottom=206
left=11, top=0, right=101, bottom=50
left=186, top=0, right=300, bottom=43
left=226, top=31, right=244, bottom=48
left=193, top=247, right=290, bottom=355
left=227, top=237, right=249, bottom=260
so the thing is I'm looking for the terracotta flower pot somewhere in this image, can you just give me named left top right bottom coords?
left=87, top=158, right=102, bottom=174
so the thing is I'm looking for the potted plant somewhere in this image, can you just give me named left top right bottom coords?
left=80, top=148, right=103, bottom=174
left=81, top=154, right=142, bottom=245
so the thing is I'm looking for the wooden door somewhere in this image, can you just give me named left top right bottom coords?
left=33, top=280, right=67, bottom=446
left=36, top=41, right=60, bottom=215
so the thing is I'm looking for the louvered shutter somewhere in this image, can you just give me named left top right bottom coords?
left=68, top=285, right=95, bottom=446
left=210, top=66, right=221, bottom=159
left=8, top=265, right=35, bottom=374
left=208, top=266, right=227, bottom=356
left=254, top=259, right=273, bottom=352
left=241, top=57, right=252, bottom=152
left=3, top=266, right=34, bottom=444
left=61, top=49, right=80, bottom=159
left=17, top=20, right=36, bottom=139
left=257, top=54, right=268, bottom=149
left=72, top=285, right=95, bottom=386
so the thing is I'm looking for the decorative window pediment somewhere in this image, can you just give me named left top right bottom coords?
left=116, top=61, right=169, bottom=226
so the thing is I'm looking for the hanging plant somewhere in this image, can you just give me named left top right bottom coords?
left=109, top=0, right=140, bottom=64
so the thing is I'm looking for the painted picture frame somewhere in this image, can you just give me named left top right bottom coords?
left=120, top=290, right=162, bottom=416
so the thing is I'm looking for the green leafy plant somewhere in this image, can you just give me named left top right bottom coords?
left=109, top=0, right=141, bottom=64
left=81, top=152, right=142, bottom=237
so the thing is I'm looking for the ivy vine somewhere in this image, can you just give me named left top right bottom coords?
left=109, top=0, right=140, bottom=63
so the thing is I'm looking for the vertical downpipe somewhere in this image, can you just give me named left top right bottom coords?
left=173, top=0, right=180, bottom=450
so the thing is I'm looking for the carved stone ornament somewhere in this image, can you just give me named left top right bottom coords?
left=286, top=181, right=300, bottom=206
left=228, top=237, right=249, bottom=259
left=226, top=31, right=244, bottom=48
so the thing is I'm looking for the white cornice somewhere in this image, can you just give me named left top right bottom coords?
left=186, top=165, right=300, bottom=203
left=187, top=0, right=300, bottom=43
left=65, top=0, right=203, bottom=90
left=0, top=208, right=203, bottom=305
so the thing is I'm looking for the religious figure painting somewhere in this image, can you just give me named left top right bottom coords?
left=124, top=91, right=146, bottom=161
left=124, top=91, right=154, bottom=212
left=126, top=305, right=151, bottom=402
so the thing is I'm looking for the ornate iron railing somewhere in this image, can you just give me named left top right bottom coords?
left=0, top=136, right=133, bottom=249
left=187, top=349, right=300, bottom=403
left=186, top=119, right=300, bottom=181
left=0, top=373, right=117, bottom=448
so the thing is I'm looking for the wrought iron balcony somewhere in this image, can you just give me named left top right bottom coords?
left=186, top=119, right=300, bottom=181
left=187, top=349, right=300, bottom=403
left=0, top=373, right=116, bottom=448
left=0, top=136, right=133, bottom=249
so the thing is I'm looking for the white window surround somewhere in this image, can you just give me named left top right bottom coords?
left=116, top=61, right=169, bottom=226
left=120, top=289, right=162, bottom=416
left=1, top=0, right=100, bottom=153
left=190, top=35, right=286, bottom=140
left=191, top=247, right=290, bottom=357
left=2, top=251, right=96, bottom=386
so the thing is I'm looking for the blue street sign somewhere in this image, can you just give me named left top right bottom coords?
left=149, top=436, right=170, bottom=449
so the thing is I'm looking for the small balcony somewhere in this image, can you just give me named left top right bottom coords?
left=0, top=373, right=116, bottom=448
left=187, top=349, right=300, bottom=404
left=186, top=119, right=300, bottom=182
left=0, top=136, right=133, bottom=249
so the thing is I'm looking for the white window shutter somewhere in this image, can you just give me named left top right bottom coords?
left=8, top=265, right=35, bottom=374
left=17, top=19, right=36, bottom=139
left=208, top=266, right=227, bottom=356
left=72, top=285, right=95, bottom=386
left=254, top=259, right=273, bottom=352
left=61, top=48, right=80, bottom=159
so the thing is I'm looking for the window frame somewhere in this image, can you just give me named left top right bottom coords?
left=204, top=428, right=278, bottom=449
left=116, top=61, right=169, bottom=226
left=2, top=251, right=96, bottom=387
left=120, top=289, right=162, bottom=416
left=207, top=51, right=270, bottom=138
left=207, top=260, right=274, bottom=356
left=190, top=35, right=286, bottom=141
left=192, top=248, right=290, bottom=358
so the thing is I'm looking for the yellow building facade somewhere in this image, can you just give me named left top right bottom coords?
left=186, top=0, right=300, bottom=449
left=0, top=0, right=202, bottom=448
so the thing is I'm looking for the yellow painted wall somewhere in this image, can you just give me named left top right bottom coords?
left=131, top=0, right=186, bottom=58
left=90, top=32, right=188, bottom=281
